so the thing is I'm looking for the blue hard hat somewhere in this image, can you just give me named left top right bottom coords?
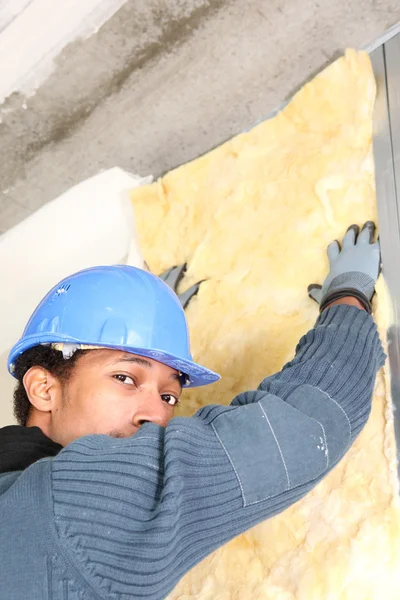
left=8, top=265, right=220, bottom=388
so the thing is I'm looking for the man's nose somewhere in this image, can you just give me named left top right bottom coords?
left=131, top=392, right=169, bottom=429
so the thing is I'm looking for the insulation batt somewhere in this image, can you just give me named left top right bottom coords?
left=130, top=50, right=400, bottom=600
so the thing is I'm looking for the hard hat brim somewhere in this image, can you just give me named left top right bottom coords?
left=8, top=333, right=221, bottom=388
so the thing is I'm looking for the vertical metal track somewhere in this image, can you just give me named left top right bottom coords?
left=371, top=37, right=400, bottom=478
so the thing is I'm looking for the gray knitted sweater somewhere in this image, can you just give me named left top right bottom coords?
left=0, top=306, right=385, bottom=600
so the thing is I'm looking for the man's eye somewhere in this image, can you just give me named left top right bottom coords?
left=161, top=394, right=180, bottom=407
left=114, top=374, right=135, bottom=386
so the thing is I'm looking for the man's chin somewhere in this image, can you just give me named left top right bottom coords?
left=106, top=429, right=137, bottom=439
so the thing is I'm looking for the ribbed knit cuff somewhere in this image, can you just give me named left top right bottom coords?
left=316, top=303, right=378, bottom=331
left=314, top=305, right=386, bottom=369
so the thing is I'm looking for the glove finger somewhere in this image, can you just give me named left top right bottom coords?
left=159, top=264, right=187, bottom=292
left=308, top=284, right=323, bottom=304
left=342, top=224, right=359, bottom=248
left=327, top=241, right=340, bottom=263
left=358, top=221, right=376, bottom=244
left=179, top=281, right=203, bottom=309
left=373, top=237, right=381, bottom=253
left=159, top=266, right=174, bottom=280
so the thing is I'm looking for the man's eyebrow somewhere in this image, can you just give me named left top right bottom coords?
left=112, top=356, right=152, bottom=368
left=112, top=355, right=182, bottom=387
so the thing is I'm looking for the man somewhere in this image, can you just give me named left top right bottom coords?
left=0, top=222, right=384, bottom=600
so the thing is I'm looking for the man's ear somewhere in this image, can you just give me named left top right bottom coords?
left=23, top=367, right=59, bottom=413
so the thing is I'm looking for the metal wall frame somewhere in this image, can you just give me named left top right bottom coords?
left=371, top=33, right=400, bottom=478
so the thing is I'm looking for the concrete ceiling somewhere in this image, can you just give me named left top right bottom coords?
left=0, top=0, right=399, bottom=233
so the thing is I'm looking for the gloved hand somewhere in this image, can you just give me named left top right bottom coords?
left=159, top=263, right=204, bottom=309
left=308, top=221, right=381, bottom=314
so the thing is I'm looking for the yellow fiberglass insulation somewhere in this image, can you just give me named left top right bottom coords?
left=130, top=50, right=400, bottom=600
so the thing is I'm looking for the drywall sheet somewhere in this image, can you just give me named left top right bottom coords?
left=0, top=168, right=146, bottom=427
left=130, top=50, right=400, bottom=599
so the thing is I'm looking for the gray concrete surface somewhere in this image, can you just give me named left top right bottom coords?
left=0, top=0, right=400, bottom=232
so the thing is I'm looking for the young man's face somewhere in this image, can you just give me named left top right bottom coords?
left=25, top=349, right=183, bottom=447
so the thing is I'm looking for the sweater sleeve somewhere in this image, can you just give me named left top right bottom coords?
left=50, top=305, right=385, bottom=600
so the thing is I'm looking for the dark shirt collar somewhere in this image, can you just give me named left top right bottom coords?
left=0, top=425, right=63, bottom=474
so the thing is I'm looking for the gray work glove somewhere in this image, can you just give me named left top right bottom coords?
left=159, top=263, right=204, bottom=309
left=308, top=221, right=381, bottom=314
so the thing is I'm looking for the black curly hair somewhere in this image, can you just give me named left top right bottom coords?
left=12, top=345, right=87, bottom=426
